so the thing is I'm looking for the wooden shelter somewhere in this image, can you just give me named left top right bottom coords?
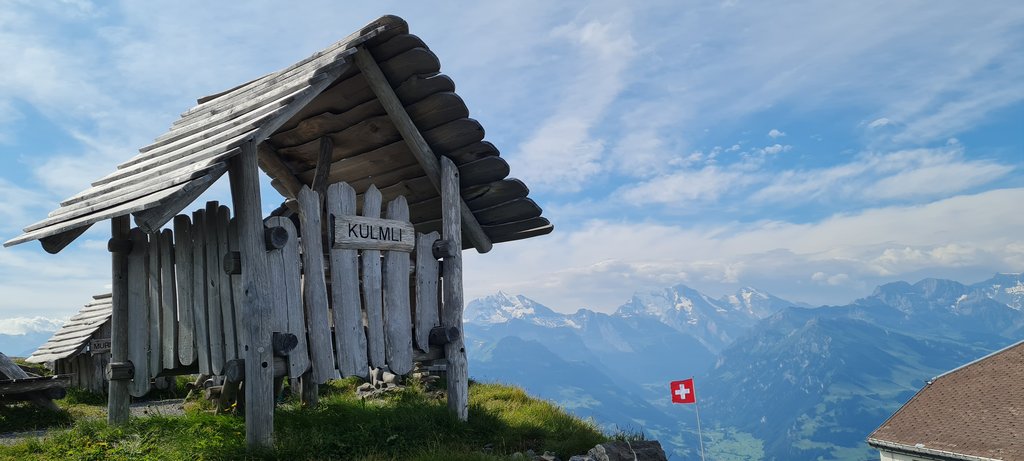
left=27, top=293, right=113, bottom=395
left=3, top=15, right=550, bottom=448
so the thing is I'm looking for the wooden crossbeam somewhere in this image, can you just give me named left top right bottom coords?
left=353, top=46, right=492, bottom=254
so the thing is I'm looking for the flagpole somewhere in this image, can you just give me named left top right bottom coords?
left=692, top=376, right=706, bottom=461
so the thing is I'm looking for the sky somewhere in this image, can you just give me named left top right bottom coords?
left=0, top=0, right=1021, bottom=328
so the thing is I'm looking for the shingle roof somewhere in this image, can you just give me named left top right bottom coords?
left=868, top=340, right=1024, bottom=461
left=26, top=293, right=112, bottom=364
left=5, top=15, right=551, bottom=253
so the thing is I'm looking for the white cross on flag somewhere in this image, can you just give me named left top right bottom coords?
left=670, top=378, right=696, bottom=404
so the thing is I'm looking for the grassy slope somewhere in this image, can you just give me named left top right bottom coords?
left=0, top=379, right=607, bottom=461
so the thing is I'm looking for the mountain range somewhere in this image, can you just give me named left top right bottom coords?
left=463, top=273, right=1024, bottom=460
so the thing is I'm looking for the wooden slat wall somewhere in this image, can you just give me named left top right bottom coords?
left=265, top=216, right=310, bottom=379
left=297, top=188, right=337, bottom=383
left=326, top=183, right=367, bottom=378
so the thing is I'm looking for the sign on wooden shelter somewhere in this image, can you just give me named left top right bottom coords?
left=3, top=15, right=553, bottom=450
left=333, top=215, right=416, bottom=251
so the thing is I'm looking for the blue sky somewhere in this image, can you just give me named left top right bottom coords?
left=0, top=0, right=1022, bottom=328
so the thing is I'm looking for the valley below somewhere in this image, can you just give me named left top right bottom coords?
left=463, top=273, right=1024, bottom=460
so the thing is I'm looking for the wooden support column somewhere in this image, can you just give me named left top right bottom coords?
left=440, top=156, right=468, bottom=421
left=353, top=46, right=493, bottom=254
left=107, top=215, right=131, bottom=424
left=228, top=141, right=274, bottom=449
left=257, top=143, right=304, bottom=200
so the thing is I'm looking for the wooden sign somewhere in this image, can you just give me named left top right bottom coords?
left=90, top=338, right=111, bottom=354
left=333, top=215, right=415, bottom=252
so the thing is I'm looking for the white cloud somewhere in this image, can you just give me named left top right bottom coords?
left=867, top=117, right=892, bottom=129
left=0, top=316, right=65, bottom=335
left=465, top=188, right=1024, bottom=312
left=759, top=144, right=791, bottom=155
left=768, top=129, right=785, bottom=138
left=618, top=165, right=753, bottom=204
left=513, top=15, right=637, bottom=192
left=752, top=146, right=1012, bottom=204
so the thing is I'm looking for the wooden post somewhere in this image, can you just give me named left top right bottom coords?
left=228, top=141, right=274, bottom=449
left=440, top=156, right=468, bottom=421
left=353, top=46, right=492, bottom=254
left=108, top=216, right=131, bottom=424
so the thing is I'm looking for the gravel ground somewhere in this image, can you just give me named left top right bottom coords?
left=0, top=398, right=187, bottom=446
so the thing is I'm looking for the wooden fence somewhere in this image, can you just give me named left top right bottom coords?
left=117, top=181, right=445, bottom=397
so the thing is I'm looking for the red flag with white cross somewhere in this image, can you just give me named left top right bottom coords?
left=670, top=378, right=696, bottom=404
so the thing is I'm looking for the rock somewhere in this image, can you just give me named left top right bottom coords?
left=539, top=451, right=560, bottom=461
left=568, top=456, right=595, bottom=461
left=587, top=441, right=667, bottom=461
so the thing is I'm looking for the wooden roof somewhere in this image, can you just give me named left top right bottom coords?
left=868, top=340, right=1024, bottom=461
left=26, top=293, right=112, bottom=364
left=5, top=15, right=550, bottom=253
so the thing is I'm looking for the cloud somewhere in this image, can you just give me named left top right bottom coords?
left=867, top=117, right=892, bottom=129
left=768, top=129, right=785, bottom=138
left=513, top=14, right=638, bottom=192
left=464, top=188, right=1024, bottom=312
left=759, top=144, right=791, bottom=155
left=0, top=316, right=65, bottom=335
left=618, top=165, right=754, bottom=205
left=752, top=145, right=1013, bottom=204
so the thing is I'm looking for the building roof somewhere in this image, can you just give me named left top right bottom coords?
left=868, top=340, right=1024, bottom=461
left=5, top=15, right=550, bottom=253
left=26, top=293, right=112, bottom=364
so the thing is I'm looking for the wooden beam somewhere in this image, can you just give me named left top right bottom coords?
left=229, top=141, right=275, bottom=449
left=311, top=137, right=333, bottom=196
left=257, top=143, right=303, bottom=199
left=353, top=46, right=492, bottom=254
left=132, top=164, right=227, bottom=233
left=440, top=156, right=468, bottom=421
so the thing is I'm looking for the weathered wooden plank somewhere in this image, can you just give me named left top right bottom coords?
left=159, top=229, right=178, bottom=370
left=39, top=225, right=90, bottom=254
left=216, top=205, right=237, bottom=362
left=228, top=219, right=247, bottom=358
left=30, top=160, right=228, bottom=233
left=490, top=224, right=554, bottom=244
left=415, top=232, right=440, bottom=352
left=276, top=48, right=445, bottom=133
left=133, top=165, right=228, bottom=234
left=7, top=178, right=209, bottom=249
left=229, top=141, right=276, bottom=448
left=272, top=92, right=468, bottom=149
left=416, top=197, right=543, bottom=235
left=382, top=196, right=413, bottom=375
left=360, top=185, right=386, bottom=368
left=326, top=182, right=367, bottom=378
left=191, top=210, right=211, bottom=375
left=126, top=228, right=151, bottom=398
left=264, top=217, right=310, bottom=379
left=354, top=47, right=491, bottom=254
left=277, top=117, right=483, bottom=169
left=109, top=214, right=132, bottom=424
left=311, top=137, right=333, bottom=196
left=440, top=156, right=468, bottom=421
left=147, top=231, right=162, bottom=379
left=409, top=179, right=529, bottom=222
left=257, top=143, right=304, bottom=199
left=204, top=202, right=225, bottom=375
left=368, top=33, right=426, bottom=61
left=297, top=187, right=337, bottom=383
left=177, top=18, right=403, bottom=125
left=173, top=215, right=196, bottom=366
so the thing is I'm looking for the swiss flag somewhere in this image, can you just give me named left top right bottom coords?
left=670, top=379, right=696, bottom=404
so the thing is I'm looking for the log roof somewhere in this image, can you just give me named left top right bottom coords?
left=868, top=340, right=1024, bottom=461
left=26, top=293, right=112, bottom=364
left=5, top=15, right=551, bottom=253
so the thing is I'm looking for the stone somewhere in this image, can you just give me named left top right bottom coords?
left=568, top=457, right=596, bottom=461
left=587, top=441, right=667, bottom=461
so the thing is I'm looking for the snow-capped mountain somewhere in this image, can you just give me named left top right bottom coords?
left=972, top=272, right=1024, bottom=310
left=464, top=291, right=575, bottom=327
left=615, top=284, right=795, bottom=352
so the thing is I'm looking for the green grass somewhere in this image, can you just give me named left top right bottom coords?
left=0, top=379, right=606, bottom=460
